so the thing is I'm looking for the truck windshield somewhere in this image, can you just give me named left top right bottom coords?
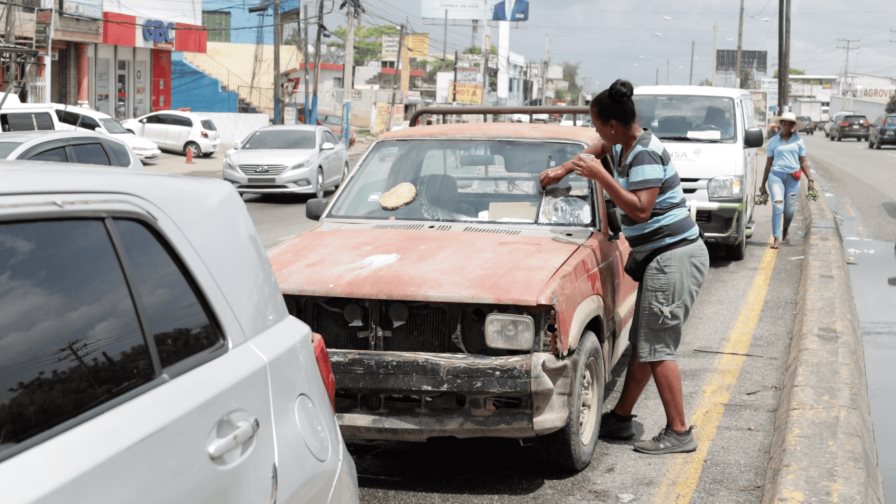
left=634, top=95, right=737, bottom=142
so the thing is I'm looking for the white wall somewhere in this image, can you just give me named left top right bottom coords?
left=200, top=112, right=270, bottom=145
left=102, top=0, right=201, bottom=24
left=830, top=96, right=890, bottom=121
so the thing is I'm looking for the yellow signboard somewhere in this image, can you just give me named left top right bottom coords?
left=406, top=33, right=430, bottom=58
left=451, top=82, right=483, bottom=105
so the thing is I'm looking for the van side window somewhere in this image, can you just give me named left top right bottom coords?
left=2, top=113, right=35, bottom=131
left=33, top=113, right=54, bottom=130
left=56, top=110, right=80, bottom=127
left=78, top=115, right=101, bottom=131
left=0, top=220, right=154, bottom=459
left=112, top=219, right=224, bottom=369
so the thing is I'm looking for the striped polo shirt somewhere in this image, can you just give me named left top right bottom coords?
left=611, top=130, right=699, bottom=253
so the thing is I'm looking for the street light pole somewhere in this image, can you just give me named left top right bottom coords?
left=735, top=0, right=744, bottom=88
left=342, top=0, right=355, bottom=145
left=273, top=0, right=282, bottom=124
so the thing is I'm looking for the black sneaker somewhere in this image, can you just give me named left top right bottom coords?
left=599, top=410, right=636, bottom=440
left=634, top=426, right=697, bottom=455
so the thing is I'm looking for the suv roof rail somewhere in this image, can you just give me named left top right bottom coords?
left=409, top=106, right=590, bottom=127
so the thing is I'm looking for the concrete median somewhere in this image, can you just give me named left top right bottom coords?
left=762, top=185, right=884, bottom=502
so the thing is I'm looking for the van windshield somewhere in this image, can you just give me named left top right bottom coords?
left=633, top=95, right=737, bottom=142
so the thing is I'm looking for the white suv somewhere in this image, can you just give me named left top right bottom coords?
left=53, top=105, right=162, bottom=162
left=0, top=165, right=358, bottom=503
left=121, top=110, right=220, bottom=158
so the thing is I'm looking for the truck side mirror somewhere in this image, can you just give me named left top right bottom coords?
left=744, top=127, right=764, bottom=148
left=305, top=197, right=329, bottom=221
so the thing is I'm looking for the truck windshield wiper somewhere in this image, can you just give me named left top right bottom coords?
left=658, top=136, right=720, bottom=143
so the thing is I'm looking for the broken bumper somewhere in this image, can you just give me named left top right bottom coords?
left=330, top=349, right=573, bottom=441
left=687, top=199, right=745, bottom=245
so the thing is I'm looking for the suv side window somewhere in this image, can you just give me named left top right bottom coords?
left=70, top=143, right=111, bottom=166
left=113, top=219, right=224, bottom=369
left=103, top=139, right=133, bottom=167
left=0, top=220, right=154, bottom=459
left=56, top=110, right=80, bottom=127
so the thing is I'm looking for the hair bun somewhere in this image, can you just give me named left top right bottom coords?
left=609, top=79, right=633, bottom=102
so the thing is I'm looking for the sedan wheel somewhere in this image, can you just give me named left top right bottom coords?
left=315, top=169, right=325, bottom=199
left=184, top=142, right=201, bottom=157
left=340, top=162, right=349, bottom=186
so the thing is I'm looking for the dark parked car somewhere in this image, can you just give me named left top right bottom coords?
left=867, top=113, right=896, bottom=149
left=828, top=113, right=869, bottom=141
left=796, top=116, right=815, bottom=134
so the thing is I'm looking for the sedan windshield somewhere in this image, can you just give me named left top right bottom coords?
left=101, top=118, right=129, bottom=134
left=0, top=141, right=23, bottom=158
left=634, top=95, right=737, bottom=142
left=328, top=139, right=594, bottom=225
left=242, top=130, right=316, bottom=150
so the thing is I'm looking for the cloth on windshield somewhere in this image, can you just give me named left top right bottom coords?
left=610, top=130, right=699, bottom=254
left=767, top=133, right=805, bottom=176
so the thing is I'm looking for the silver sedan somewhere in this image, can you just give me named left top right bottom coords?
left=223, top=125, right=349, bottom=198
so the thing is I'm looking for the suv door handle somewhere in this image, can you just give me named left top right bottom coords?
left=207, top=417, right=260, bottom=459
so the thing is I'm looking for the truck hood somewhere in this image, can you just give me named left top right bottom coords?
left=269, top=226, right=587, bottom=306
left=661, top=141, right=739, bottom=179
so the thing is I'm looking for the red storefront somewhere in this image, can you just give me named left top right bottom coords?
left=95, top=13, right=206, bottom=118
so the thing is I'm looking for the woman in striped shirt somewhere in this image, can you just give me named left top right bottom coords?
left=540, top=79, right=709, bottom=455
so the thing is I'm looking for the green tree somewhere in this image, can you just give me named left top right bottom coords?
left=886, top=93, right=896, bottom=114
left=773, top=67, right=805, bottom=78
left=562, top=63, right=581, bottom=102
left=329, top=25, right=400, bottom=67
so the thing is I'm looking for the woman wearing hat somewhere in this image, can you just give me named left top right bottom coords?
left=760, top=111, right=815, bottom=249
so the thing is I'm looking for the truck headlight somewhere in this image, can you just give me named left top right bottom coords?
left=707, top=176, right=743, bottom=199
left=484, top=313, right=535, bottom=351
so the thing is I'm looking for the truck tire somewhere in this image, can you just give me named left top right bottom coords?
left=536, top=330, right=604, bottom=473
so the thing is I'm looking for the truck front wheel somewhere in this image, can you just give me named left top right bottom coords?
left=536, top=330, right=604, bottom=473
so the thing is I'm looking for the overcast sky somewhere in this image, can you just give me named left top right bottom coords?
left=320, top=0, right=896, bottom=91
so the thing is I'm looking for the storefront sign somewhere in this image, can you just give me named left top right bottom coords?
left=143, top=20, right=175, bottom=44
left=62, top=0, right=103, bottom=20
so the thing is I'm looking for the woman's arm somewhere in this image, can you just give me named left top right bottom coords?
left=798, top=156, right=815, bottom=190
left=569, top=155, right=659, bottom=223
left=760, top=156, right=773, bottom=194
left=539, top=137, right=612, bottom=187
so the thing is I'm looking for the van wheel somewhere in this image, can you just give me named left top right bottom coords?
left=726, top=214, right=747, bottom=260
left=184, top=142, right=201, bottom=157
left=536, top=330, right=604, bottom=473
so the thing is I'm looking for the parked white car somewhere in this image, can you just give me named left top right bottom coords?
left=223, top=125, right=349, bottom=198
left=0, top=165, right=359, bottom=503
left=53, top=105, right=161, bottom=162
left=0, top=131, right=142, bottom=169
left=121, top=110, right=220, bottom=157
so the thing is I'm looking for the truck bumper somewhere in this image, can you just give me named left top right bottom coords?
left=687, top=200, right=745, bottom=245
left=330, top=349, right=573, bottom=441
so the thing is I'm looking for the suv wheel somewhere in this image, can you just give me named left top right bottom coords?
left=536, top=330, right=604, bottom=472
left=875, top=137, right=882, bottom=150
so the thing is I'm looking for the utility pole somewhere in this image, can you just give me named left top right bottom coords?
left=837, top=38, right=860, bottom=97
left=655, top=67, right=659, bottom=85
left=452, top=49, right=458, bottom=103
left=541, top=33, right=551, bottom=105
left=302, top=5, right=310, bottom=122
left=481, top=23, right=490, bottom=105
left=443, top=9, right=448, bottom=60
left=783, top=0, right=790, bottom=109
left=711, top=22, right=717, bottom=86
left=341, top=0, right=356, bottom=145
left=688, top=40, right=695, bottom=85
left=311, top=0, right=325, bottom=125
left=735, top=0, right=744, bottom=88
left=388, top=23, right=405, bottom=130
left=273, top=0, right=282, bottom=124
left=2, top=2, right=16, bottom=106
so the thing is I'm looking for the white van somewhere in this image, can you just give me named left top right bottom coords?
left=633, top=85, right=765, bottom=260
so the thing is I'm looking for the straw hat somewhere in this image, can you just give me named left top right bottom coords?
left=772, top=111, right=805, bottom=131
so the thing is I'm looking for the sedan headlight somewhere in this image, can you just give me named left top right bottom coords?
left=484, top=313, right=535, bottom=351
left=707, top=176, right=743, bottom=199
left=289, top=159, right=311, bottom=171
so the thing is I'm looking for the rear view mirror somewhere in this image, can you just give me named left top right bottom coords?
left=744, top=127, right=764, bottom=148
left=306, top=198, right=329, bottom=221
left=139, top=118, right=146, bottom=124
left=321, top=142, right=335, bottom=151
left=604, top=194, right=622, bottom=240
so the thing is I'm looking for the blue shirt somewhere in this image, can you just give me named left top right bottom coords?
left=611, top=130, right=699, bottom=253
left=767, top=133, right=805, bottom=175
